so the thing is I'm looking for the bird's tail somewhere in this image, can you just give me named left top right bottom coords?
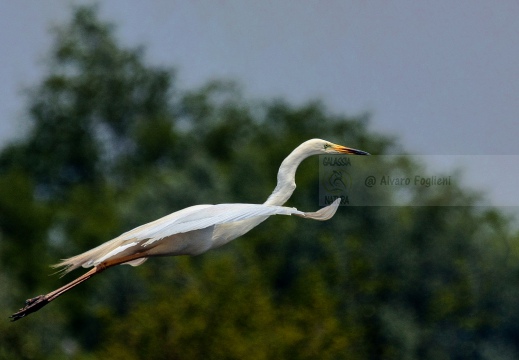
left=51, top=248, right=103, bottom=276
left=51, top=237, right=132, bottom=276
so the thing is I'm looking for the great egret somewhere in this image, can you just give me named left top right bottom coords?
left=10, top=138, right=369, bottom=321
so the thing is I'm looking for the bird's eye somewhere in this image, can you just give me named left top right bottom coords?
left=323, top=144, right=331, bottom=149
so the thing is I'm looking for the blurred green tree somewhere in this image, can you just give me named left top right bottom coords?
left=1, top=5, right=518, bottom=360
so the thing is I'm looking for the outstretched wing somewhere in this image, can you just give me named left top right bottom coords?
left=53, top=199, right=340, bottom=274
left=139, top=202, right=308, bottom=245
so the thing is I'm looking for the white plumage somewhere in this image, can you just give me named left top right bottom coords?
left=59, top=201, right=340, bottom=272
left=11, top=138, right=369, bottom=321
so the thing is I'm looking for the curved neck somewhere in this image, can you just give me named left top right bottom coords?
left=263, top=143, right=317, bottom=206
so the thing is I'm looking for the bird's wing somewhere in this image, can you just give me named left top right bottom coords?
left=116, top=198, right=341, bottom=244
left=139, top=203, right=303, bottom=245
left=84, top=203, right=304, bottom=264
left=54, top=199, right=340, bottom=273
left=140, top=198, right=341, bottom=245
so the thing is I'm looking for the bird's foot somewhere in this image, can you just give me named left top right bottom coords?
left=9, top=295, right=49, bottom=322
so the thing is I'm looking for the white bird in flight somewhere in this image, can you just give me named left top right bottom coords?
left=10, top=138, right=369, bottom=321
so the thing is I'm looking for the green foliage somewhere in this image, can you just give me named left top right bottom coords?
left=1, top=5, right=518, bottom=360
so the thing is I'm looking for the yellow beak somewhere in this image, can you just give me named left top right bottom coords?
left=332, top=144, right=370, bottom=155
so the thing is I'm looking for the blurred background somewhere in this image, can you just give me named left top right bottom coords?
left=0, top=2, right=518, bottom=359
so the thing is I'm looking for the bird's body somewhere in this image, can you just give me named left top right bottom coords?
left=57, top=202, right=339, bottom=273
left=11, top=138, right=368, bottom=321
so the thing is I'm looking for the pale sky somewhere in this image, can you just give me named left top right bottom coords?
left=0, top=1, right=518, bottom=206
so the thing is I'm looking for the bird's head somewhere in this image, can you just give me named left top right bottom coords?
left=307, top=138, right=370, bottom=155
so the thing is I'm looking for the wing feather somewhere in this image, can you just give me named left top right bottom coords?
left=53, top=199, right=340, bottom=274
left=140, top=203, right=305, bottom=245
